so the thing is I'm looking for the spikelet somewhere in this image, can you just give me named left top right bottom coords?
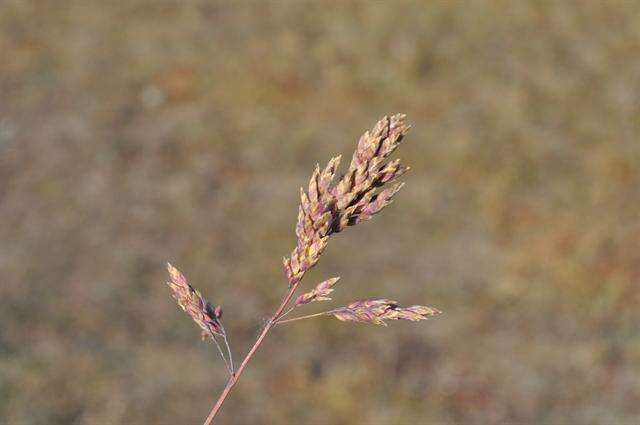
left=283, top=115, right=411, bottom=286
left=295, top=277, right=340, bottom=306
left=166, top=263, right=223, bottom=340
left=332, top=299, right=441, bottom=326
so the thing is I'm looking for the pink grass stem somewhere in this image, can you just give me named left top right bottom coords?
left=202, top=281, right=301, bottom=424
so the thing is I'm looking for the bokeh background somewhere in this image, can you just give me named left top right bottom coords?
left=2, top=1, right=640, bottom=424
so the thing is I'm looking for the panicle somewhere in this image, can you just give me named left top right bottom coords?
left=283, top=114, right=411, bottom=286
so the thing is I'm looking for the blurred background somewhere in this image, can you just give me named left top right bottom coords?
left=1, top=1, right=639, bottom=424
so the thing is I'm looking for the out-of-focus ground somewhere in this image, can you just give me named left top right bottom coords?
left=1, top=1, right=640, bottom=424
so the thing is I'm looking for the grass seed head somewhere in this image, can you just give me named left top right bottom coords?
left=295, top=277, right=341, bottom=305
left=283, top=114, right=411, bottom=286
left=166, top=263, right=223, bottom=339
left=332, top=298, right=441, bottom=326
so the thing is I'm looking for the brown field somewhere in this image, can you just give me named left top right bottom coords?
left=1, top=1, right=639, bottom=423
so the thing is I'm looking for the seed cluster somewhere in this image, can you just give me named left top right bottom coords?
left=166, top=263, right=223, bottom=340
left=332, top=299, right=441, bottom=326
left=295, top=277, right=340, bottom=306
left=283, top=114, right=411, bottom=287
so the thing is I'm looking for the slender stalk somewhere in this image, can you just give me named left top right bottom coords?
left=202, top=282, right=301, bottom=425
left=211, top=335, right=232, bottom=375
left=221, top=329, right=234, bottom=374
left=275, top=305, right=296, bottom=322
left=276, top=310, right=333, bottom=325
